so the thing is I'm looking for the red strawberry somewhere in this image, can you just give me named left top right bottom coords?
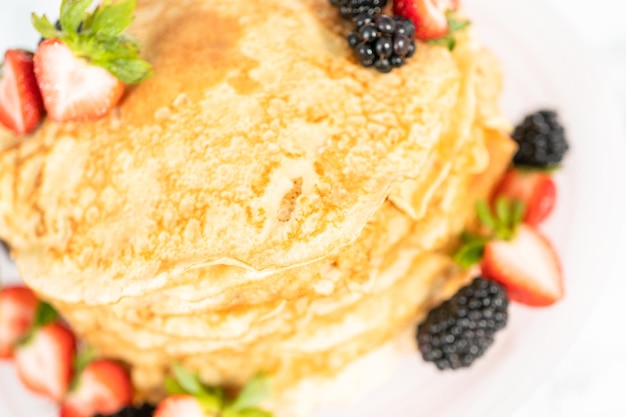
left=482, top=224, right=564, bottom=306
left=34, top=39, right=124, bottom=122
left=60, top=360, right=133, bottom=417
left=394, top=0, right=458, bottom=40
left=0, top=49, right=45, bottom=135
left=14, top=322, right=76, bottom=401
left=154, top=395, right=206, bottom=417
left=495, top=168, right=557, bottom=226
left=0, top=286, right=39, bottom=358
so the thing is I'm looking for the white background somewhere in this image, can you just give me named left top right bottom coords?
left=1, top=1, right=626, bottom=417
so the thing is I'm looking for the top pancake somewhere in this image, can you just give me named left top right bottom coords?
left=0, top=0, right=471, bottom=303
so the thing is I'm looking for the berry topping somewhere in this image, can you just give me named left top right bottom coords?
left=31, top=0, right=152, bottom=122
left=60, top=359, right=133, bottom=417
left=393, top=0, right=468, bottom=48
left=454, top=200, right=564, bottom=307
left=95, top=404, right=156, bottom=417
left=417, top=277, right=508, bottom=370
left=348, top=14, right=417, bottom=72
left=0, top=286, right=38, bottom=358
left=329, top=0, right=389, bottom=20
left=14, top=319, right=77, bottom=401
left=512, top=110, right=569, bottom=168
left=0, top=49, right=45, bottom=135
left=494, top=168, right=557, bottom=226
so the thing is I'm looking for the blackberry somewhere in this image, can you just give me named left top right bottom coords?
left=329, top=0, right=388, bottom=20
left=348, top=14, right=416, bottom=72
left=417, top=277, right=508, bottom=370
left=94, top=404, right=156, bottom=417
left=512, top=110, right=569, bottom=168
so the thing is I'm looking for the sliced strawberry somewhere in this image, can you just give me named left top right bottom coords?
left=0, top=286, right=39, bottom=358
left=394, top=0, right=457, bottom=40
left=154, top=395, right=206, bottom=417
left=14, top=322, right=76, bottom=401
left=0, top=49, right=45, bottom=135
left=482, top=224, right=564, bottom=306
left=34, top=39, right=124, bottom=122
left=495, top=168, right=557, bottom=226
left=60, top=360, right=133, bottom=417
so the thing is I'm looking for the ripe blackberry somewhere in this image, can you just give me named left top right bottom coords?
left=329, top=0, right=388, bottom=20
left=94, top=404, right=156, bottom=417
left=512, top=110, right=569, bottom=168
left=348, top=14, right=416, bottom=72
left=417, top=277, right=508, bottom=370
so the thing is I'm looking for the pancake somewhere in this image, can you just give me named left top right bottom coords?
left=0, top=0, right=516, bottom=414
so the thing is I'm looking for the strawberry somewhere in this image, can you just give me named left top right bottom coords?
left=14, top=322, right=76, bottom=401
left=0, top=49, right=45, bottom=135
left=494, top=168, right=557, bottom=226
left=154, top=395, right=207, bottom=417
left=482, top=224, right=564, bottom=307
left=394, top=0, right=460, bottom=41
left=31, top=0, right=152, bottom=122
left=34, top=39, right=125, bottom=122
left=60, top=360, right=133, bottom=417
left=0, top=286, right=39, bottom=358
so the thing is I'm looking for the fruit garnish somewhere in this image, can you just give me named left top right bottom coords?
left=0, top=49, right=45, bottom=135
left=31, top=0, right=152, bottom=121
left=417, top=277, right=508, bottom=370
left=494, top=168, right=557, bottom=226
left=482, top=224, right=564, bottom=306
left=393, top=0, right=469, bottom=49
left=454, top=200, right=564, bottom=307
left=512, top=110, right=569, bottom=169
left=329, top=0, right=389, bottom=20
left=0, top=286, right=39, bottom=358
left=14, top=302, right=76, bottom=401
left=60, top=358, right=133, bottom=417
left=347, top=14, right=417, bottom=72
left=156, top=364, right=273, bottom=417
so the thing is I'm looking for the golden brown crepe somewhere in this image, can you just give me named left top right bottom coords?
left=0, top=0, right=514, bottom=415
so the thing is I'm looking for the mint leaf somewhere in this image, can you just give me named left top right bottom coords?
left=34, top=301, right=58, bottom=327
left=475, top=200, right=497, bottom=231
left=427, top=35, right=456, bottom=51
left=228, top=373, right=271, bottom=412
left=448, top=17, right=470, bottom=32
left=90, top=0, right=136, bottom=36
left=31, top=14, right=62, bottom=40
left=60, top=0, right=92, bottom=34
left=164, top=377, right=186, bottom=395
left=494, top=197, right=511, bottom=229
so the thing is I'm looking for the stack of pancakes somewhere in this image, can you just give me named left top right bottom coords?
left=0, top=0, right=514, bottom=414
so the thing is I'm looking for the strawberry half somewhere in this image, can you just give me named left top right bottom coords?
left=154, top=395, right=207, bottom=417
left=14, top=322, right=76, bottom=401
left=494, top=168, right=557, bottom=226
left=394, top=0, right=459, bottom=41
left=0, top=49, right=45, bottom=135
left=34, top=39, right=124, bottom=122
left=482, top=224, right=564, bottom=307
left=0, top=286, right=38, bottom=358
left=60, top=360, right=133, bottom=417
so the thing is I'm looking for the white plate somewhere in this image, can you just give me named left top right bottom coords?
left=1, top=1, right=625, bottom=416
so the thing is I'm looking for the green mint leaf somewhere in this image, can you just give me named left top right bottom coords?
left=228, top=373, right=271, bottom=412
left=448, top=18, right=471, bottom=33
left=104, top=57, right=153, bottom=84
left=453, top=238, right=488, bottom=269
left=91, top=0, right=136, bottom=36
left=60, top=0, right=93, bottom=34
left=475, top=200, right=496, bottom=231
left=34, top=301, right=58, bottom=327
left=427, top=35, right=456, bottom=51
left=172, top=363, right=205, bottom=396
left=32, top=14, right=62, bottom=40
left=73, top=346, right=95, bottom=377
left=164, top=377, right=186, bottom=395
